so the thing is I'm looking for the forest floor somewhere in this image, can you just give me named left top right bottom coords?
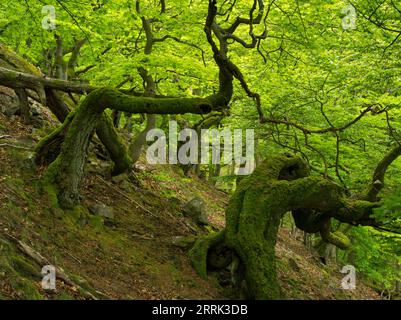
left=0, top=110, right=380, bottom=300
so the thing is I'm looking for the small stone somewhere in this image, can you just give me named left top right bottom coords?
left=89, top=204, right=114, bottom=219
left=182, top=197, right=210, bottom=226
left=198, top=211, right=210, bottom=225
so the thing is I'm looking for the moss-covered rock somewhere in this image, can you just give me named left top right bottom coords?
left=10, top=256, right=41, bottom=279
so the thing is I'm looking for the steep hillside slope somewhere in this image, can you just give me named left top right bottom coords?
left=0, top=109, right=379, bottom=300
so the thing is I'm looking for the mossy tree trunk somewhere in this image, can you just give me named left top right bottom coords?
left=190, top=154, right=380, bottom=299
left=44, top=88, right=216, bottom=208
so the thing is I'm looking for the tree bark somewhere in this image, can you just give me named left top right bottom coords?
left=366, top=145, right=401, bottom=202
left=0, top=66, right=92, bottom=94
left=44, top=88, right=214, bottom=208
left=15, top=88, right=30, bottom=124
left=54, top=35, right=67, bottom=80
left=129, top=114, right=156, bottom=164
left=67, top=39, right=87, bottom=79
left=189, top=154, right=380, bottom=299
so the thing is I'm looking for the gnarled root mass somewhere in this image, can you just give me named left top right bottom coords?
left=189, top=154, right=379, bottom=300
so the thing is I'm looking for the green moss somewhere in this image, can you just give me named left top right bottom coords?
left=60, top=205, right=98, bottom=230
left=0, top=241, right=43, bottom=300
left=169, top=265, right=183, bottom=285
left=190, top=154, right=357, bottom=299
left=322, top=230, right=351, bottom=250
left=10, top=256, right=41, bottom=279
left=67, top=205, right=88, bottom=220
left=69, top=275, right=92, bottom=292
left=35, top=111, right=75, bottom=155
left=56, top=293, right=75, bottom=300
left=0, top=43, right=42, bottom=75
left=12, top=278, right=44, bottom=300
left=4, top=176, right=31, bottom=203
left=41, top=157, right=62, bottom=208
left=88, top=215, right=104, bottom=231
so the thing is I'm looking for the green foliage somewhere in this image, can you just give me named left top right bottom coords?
left=338, top=226, right=401, bottom=291
left=1, top=0, right=401, bottom=295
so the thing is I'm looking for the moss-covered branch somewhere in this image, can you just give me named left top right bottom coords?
left=44, top=88, right=217, bottom=208
left=0, top=66, right=92, bottom=95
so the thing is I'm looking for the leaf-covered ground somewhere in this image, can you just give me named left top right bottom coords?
left=0, top=111, right=379, bottom=300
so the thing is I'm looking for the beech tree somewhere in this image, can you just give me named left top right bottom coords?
left=0, top=0, right=400, bottom=299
